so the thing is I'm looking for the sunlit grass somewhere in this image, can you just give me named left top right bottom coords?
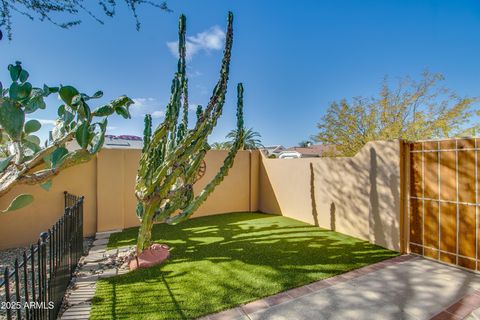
left=91, top=212, right=397, bottom=319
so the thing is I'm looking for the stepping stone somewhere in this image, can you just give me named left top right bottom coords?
left=105, top=248, right=118, bottom=256
left=61, top=303, right=92, bottom=320
left=67, top=291, right=94, bottom=306
left=94, top=233, right=111, bottom=240
left=99, top=268, right=117, bottom=279
left=89, top=245, right=107, bottom=253
left=84, top=252, right=106, bottom=263
left=92, top=238, right=109, bottom=246
left=73, top=281, right=96, bottom=289
left=76, top=274, right=99, bottom=282
left=118, top=245, right=135, bottom=253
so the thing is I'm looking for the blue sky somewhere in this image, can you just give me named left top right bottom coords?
left=1, top=0, right=480, bottom=147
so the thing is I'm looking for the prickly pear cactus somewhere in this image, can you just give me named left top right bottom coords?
left=0, top=61, right=133, bottom=212
left=135, top=12, right=245, bottom=253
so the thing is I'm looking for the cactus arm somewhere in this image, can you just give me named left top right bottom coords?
left=181, top=78, right=189, bottom=130
left=135, top=13, right=244, bottom=252
left=165, top=83, right=244, bottom=225
left=147, top=69, right=237, bottom=193
left=142, top=114, right=152, bottom=153
left=170, top=11, right=233, bottom=142
left=152, top=148, right=207, bottom=222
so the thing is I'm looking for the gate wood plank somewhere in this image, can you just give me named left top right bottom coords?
left=410, top=198, right=423, bottom=245
left=458, top=204, right=476, bottom=259
left=440, top=202, right=457, bottom=254
left=458, top=150, right=475, bottom=204
left=424, top=152, right=439, bottom=199
left=410, top=152, right=423, bottom=197
left=440, top=151, right=456, bottom=202
left=424, top=200, right=439, bottom=249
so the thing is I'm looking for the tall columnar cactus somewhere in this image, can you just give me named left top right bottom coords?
left=135, top=12, right=244, bottom=253
left=0, top=61, right=133, bottom=212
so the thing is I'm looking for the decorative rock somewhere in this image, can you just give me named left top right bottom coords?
left=129, top=244, right=170, bottom=270
left=81, top=263, right=102, bottom=273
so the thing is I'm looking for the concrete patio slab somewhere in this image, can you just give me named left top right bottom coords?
left=205, top=256, right=480, bottom=320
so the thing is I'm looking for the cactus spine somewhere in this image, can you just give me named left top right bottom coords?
left=135, top=12, right=244, bottom=253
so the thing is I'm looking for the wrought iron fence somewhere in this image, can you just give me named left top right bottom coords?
left=0, top=192, right=84, bottom=320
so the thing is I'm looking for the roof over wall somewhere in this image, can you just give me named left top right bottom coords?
left=285, top=144, right=337, bottom=157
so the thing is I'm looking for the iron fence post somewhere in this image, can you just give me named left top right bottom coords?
left=4, top=266, right=11, bottom=320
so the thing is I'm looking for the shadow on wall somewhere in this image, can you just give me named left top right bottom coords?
left=330, top=202, right=336, bottom=231
left=259, top=157, right=282, bottom=215
left=389, top=171, right=401, bottom=249
left=369, top=147, right=386, bottom=246
left=310, top=162, right=319, bottom=227
left=259, top=140, right=401, bottom=251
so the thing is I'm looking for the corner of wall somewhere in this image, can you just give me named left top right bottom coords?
left=258, top=153, right=282, bottom=215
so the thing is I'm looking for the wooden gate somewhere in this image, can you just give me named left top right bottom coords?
left=408, top=138, right=479, bottom=271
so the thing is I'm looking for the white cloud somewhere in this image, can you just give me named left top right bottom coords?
left=131, top=97, right=165, bottom=118
left=151, top=111, right=165, bottom=118
left=167, top=26, right=225, bottom=60
left=131, top=97, right=156, bottom=109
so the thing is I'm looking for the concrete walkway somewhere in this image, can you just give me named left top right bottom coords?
left=204, top=256, right=480, bottom=320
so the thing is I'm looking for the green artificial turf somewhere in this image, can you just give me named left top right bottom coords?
left=91, top=212, right=398, bottom=320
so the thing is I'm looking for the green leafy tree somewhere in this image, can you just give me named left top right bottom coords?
left=226, top=127, right=263, bottom=150
left=0, top=0, right=170, bottom=40
left=314, top=72, right=479, bottom=156
left=0, top=61, right=133, bottom=212
left=135, top=13, right=245, bottom=253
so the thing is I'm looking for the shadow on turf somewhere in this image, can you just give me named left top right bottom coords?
left=91, top=213, right=397, bottom=319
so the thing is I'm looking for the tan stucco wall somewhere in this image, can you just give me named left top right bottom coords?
left=0, top=141, right=402, bottom=251
left=0, top=159, right=98, bottom=249
left=0, top=150, right=259, bottom=249
left=258, top=140, right=401, bottom=251
left=96, top=149, right=259, bottom=232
